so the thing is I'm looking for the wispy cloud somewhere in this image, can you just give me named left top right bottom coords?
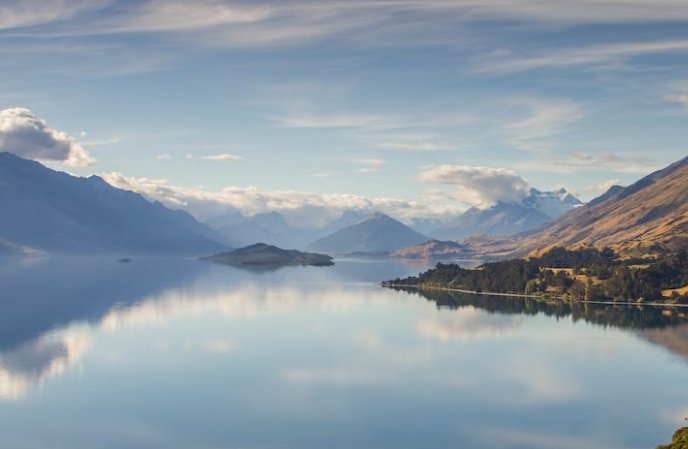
left=155, top=153, right=173, bottom=160
left=353, top=167, right=379, bottom=174
left=517, top=152, right=658, bottom=173
left=352, top=158, right=385, bottom=166
left=504, top=98, right=585, bottom=152
left=381, top=141, right=457, bottom=151
left=308, top=172, right=336, bottom=178
left=201, top=154, right=242, bottom=161
left=479, top=39, right=688, bottom=74
left=277, top=115, right=383, bottom=129
left=665, top=94, right=688, bottom=110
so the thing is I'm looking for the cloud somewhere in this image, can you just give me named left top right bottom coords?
left=0, top=0, right=106, bottom=30
left=101, top=172, right=466, bottom=227
left=517, top=151, right=657, bottom=173
left=417, top=165, right=531, bottom=207
left=14, top=1, right=688, bottom=46
left=277, top=115, right=382, bottom=129
left=352, top=158, right=385, bottom=166
left=107, top=0, right=270, bottom=33
left=201, top=154, right=242, bottom=161
left=480, top=39, right=688, bottom=74
left=665, top=94, right=688, bottom=109
left=381, top=142, right=457, bottom=151
left=155, top=153, right=173, bottom=160
left=353, top=168, right=379, bottom=174
left=584, top=179, right=621, bottom=195
left=0, top=108, right=95, bottom=167
left=504, top=98, right=585, bottom=152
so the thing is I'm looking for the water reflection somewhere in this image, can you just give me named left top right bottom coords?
left=0, top=258, right=687, bottom=449
left=398, top=287, right=688, bottom=330
left=0, top=257, right=432, bottom=401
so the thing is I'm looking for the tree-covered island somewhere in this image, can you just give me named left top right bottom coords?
left=202, top=243, right=334, bottom=267
left=384, top=247, right=688, bottom=304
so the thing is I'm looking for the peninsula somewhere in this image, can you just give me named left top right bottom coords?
left=202, top=243, right=335, bottom=267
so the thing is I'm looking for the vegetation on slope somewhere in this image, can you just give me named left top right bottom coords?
left=460, top=155, right=688, bottom=258
left=203, top=243, right=334, bottom=267
left=656, top=428, right=688, bottom=449
left=386, top=247, right=688, bottom=304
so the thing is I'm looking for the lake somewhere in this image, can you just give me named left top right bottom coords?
left=0, top=256, right=687, bottom=449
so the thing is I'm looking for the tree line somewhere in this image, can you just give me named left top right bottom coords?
left=385, top=247, right=688, bottom=304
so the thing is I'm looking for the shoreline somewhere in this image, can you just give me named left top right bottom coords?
left=382, top=284, right=688, bottom=308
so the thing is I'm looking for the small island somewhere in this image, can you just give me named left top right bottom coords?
left=202, top=243, right=335, bottom=267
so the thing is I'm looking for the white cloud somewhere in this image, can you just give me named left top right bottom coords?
left=101, top=172, right=465, bottom=227
left=278, top=115, right=382, bottom=129
left=584, top=179, right=621, bottom=195
left=155, top=153, right=173, bottom=160
left=201, top=154, right=242, bottom=161
left=417, top=165, right=531, bottom=207
left=0, top=108, right=95, bottom=167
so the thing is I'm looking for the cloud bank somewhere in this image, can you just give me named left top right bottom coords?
left=102, top=172, right=465, bottom=228
left=0, top=108, right=94, bottom=167
left=417, top=165, right=531, bottom=208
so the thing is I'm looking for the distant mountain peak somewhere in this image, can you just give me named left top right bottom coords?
left=361, top=212, right=393, bottom=222
left=308, top=212, right=429, bottom=254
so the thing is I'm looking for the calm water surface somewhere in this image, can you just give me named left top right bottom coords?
left=0, top=256, right=687, bottom=449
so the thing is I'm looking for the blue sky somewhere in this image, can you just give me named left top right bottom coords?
left=1, top=0, right=688, bottom=225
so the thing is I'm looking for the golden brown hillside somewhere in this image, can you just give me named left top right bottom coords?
left=462, top=156, right=688, bottom=258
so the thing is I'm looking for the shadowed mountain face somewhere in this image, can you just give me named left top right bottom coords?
left=206, top=210, right=371, bottom=250
left=461, top=156, right=688, bottom=258
left=431, top=203, right=552, bottom=241
left=0, top=153, right=227, bottom=256
left=307, top=213, right=430, bottom=254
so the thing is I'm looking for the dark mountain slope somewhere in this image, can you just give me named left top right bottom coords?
left=0, top=153, right=227, bottom=255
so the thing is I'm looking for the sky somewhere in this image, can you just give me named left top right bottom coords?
left=1, top=0, right=688, bottom=226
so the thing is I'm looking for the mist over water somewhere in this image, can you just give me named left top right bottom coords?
left=0, top=257, right=686, bottom=449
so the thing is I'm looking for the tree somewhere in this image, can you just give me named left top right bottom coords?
left=570, top=280, right=586, bottom=302
left=585, top=277, right=596, bottom=301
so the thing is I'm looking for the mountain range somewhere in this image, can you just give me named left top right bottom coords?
left=429, top=188, right=582, bottom=241
left=0, top=153, right=227, bottom=256
left=452, top=155, right=688, bottom=258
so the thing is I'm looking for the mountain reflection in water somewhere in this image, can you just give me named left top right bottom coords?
left=0, top=258, right=687, bottom=449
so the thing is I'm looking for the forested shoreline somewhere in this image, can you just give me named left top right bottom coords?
left=385, top=247, right=688, bottom=304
